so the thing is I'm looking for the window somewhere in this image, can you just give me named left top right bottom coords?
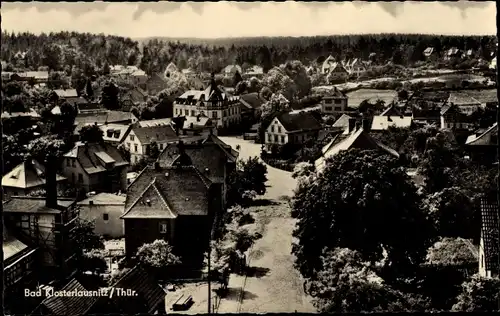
left=103, top=214, right=109, bottom=221
left=267, top=134, right=272, bottom=142
left=72, top=160, right=76, bottom=167
left=334, top=107, right=342, bottom=111
left=325, top=106, right=332, bottom=112
left=324, top=99, right=333, bottom=104
left=281, top=135, right=285, bottom=143
left=13, top=191, right=18, bottom=196
left=127, top=142, right=130, bottom=148
left=159, top=143, right=164, bottom=150
left=191, top=110, right=195, bottom=116
left=78, top=173, right=83, bottom=183
left=274, top=135, right=278, bottom=142
left=334, top=99, right=342, bottom=104
left=130, top=135, right=135, bottom=141
left=134, top=144, right=138, bottom=153
left=185, top=109, right=189, bottom=116
left=212, top=111, right=218, bottom=119
left=67, top=159, right=71, bottom=167
left=159, top=223, right=168, bottom=234
left=271, top=126, right=275, bottom=133
left=278, top=127, right=282, bottom=133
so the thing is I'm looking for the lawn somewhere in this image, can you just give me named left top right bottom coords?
left=346, top=88, right=397, bottom=108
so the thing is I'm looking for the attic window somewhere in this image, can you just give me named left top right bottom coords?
left=165, top=172, right=169, bottom=177
left=185, top=197, right=190, bottom=201
left=205, top=168, right=209, bottom=172
left=146, top=199, right=151, bottom=206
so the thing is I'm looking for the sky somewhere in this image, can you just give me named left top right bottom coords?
left=2, top=1, right=497, bottom=39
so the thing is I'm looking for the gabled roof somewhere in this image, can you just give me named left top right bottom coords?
left=371, top=115, right=412, bottom=131
left=184, top=115, right=212, bottom=128
left=448, top=92, right=482, bottom=106
left=131, top=125, right=179, bottom=144
left=64, top=142, right=129, bottom=174
left=424, top=47, right=434, bottom=55
left=465, top=122, right=498, bottom=146
left=3, top=197, right=75, bottom=214
left=77, top=192, right=126, bottom=206
left=274, top=112, right=322, bottom=133
left=138, top=118, right=172, bottom=127
left=315, top=128, right=399, bottom=173
left=480, top=194, right=499, bottom=272
left=2, top=160, right=66, bottom=189
left=38, top=279, right=100, bottom=316
left=3, top=223, right=29, bottom=262
left=380, top=105, right=403, bottom=117
left=75, top=111, right=137, bottom=125
left=100, top=124, right=131, bottom=143
left=332, top=114, right=353, bottom=128
left=53, top=89, right=78, bottom=98
left=239, top=92, right=265, bottom=110
left=203, top=134, right=238, bottom=162
left=123, top=165, right=212, bottom=219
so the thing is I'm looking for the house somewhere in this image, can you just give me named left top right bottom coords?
left=321, top=87, right=348, bottom=114
left=122, top=125, right=180, bottom=164
left=371, top=115, right=413, bottom=131
left=331, top=114, right=354, bottom=130
left=75, top=111, right=138, bottom=126
left=343, top=58, right=367, bottom=77
left=465, top=122, right=498, bottom=164
left=100, top=124, right=132, bottom=146
left=34, top=266, right=166, bottom=315
left=321, top=55, right=337, bottom=74
left=124, top=86, right=148, bottom=104
left=164, top=62, right=179, bottom=78
left=145, top=73, right=169, bottom=95
left=463, top=49, right=474, bottom=58
left=121, top=163, right=221, bottom=260
left=78, top=193, right=126, bottom=238
left=127, top=172, right=139, bottom=186
left=326, top=63, right=349, bottom=83
left=444, top=47, right=461, bottom=61
left=173, top=74, right=242, bottom=129
left=239, top=92, right=265, bottom=120
left=77, top=101, right=106, bottom=114
left=130, top=69, right=148, bottom=85
left=3, top=194, right=78, bottom=279
left=447, top=92, right=482, bottom=115
left=478, top=193, right=499, bottom=278
left=411, top=108, right=441, bottom=127
left=315, top=122, right=399, bottom=173
left=52, top=89, right=78, bottom=100
left=223, top=64, right=243, bottom=76
left=244, top=65, right=264, bottom=78
left=490, top=57, right=497, bottom=70
left=1, top=108, right=41, bottom=120
left=157, top=134, right=238, bottom=207
left=440, top=104, right=475, bottom=130
left=138, top=118, right=172, bottom=127
left=181, top=68, right=196, bottom=78
left=264, top=112, right=322, bottom=148
left=182, top=115, right=216, bottom=137
left=2, top=160, right=67, bottom=199
left=62, top=141, right=129, bottom=194
left=423, top=47, right=434, bottom=58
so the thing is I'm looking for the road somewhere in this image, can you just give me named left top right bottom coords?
left=216, top=137, right=315, bottom=313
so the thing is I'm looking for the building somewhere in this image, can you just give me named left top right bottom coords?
left=62, top=141, right=129, bottom=194
left=173, top=74, right=242, bottom=129
left=99, top=124, right=132, bottom=146
left=321, top=55, right=336, bottom=74
left=239, top=92, right=265, bottom=120
left=444, top=47, right=461, bottom=61
left=331, top=114, right=354, bottom=130
left=478, top=193, right=499, bottom=278
left=3, top=195, right=79, bottom=280
left=265, top=112, right=322, bottom=148
left=326, top=62, right=349, bottom=83
left=490, top=57, right=497, bottom=70
left=1, top=108, right=41, bottom=120
left=77, top=193, right=126, bottom=238
left=121, top=86, right=148, bottom=106
left=157, top=134, right=238, bottom=207
left=440, top=103, right=475, bottom=130
left=121, top=163, right=221, bottom=261
left=423, top=47, right=434, bottom=58
left=370, top=115, right=413, bottom=131
left=182, top=115, right=216, bottom=137
left=465, top=122, right=498, bottom=164
left=320, top=87, right=348, bottom=114
left=2, top=160, right=67, bottom=199
left=223, top=64, right=243, bottom=76
left=75, top=111, right=138, bottom=126
left=447, top=92, right=482, bottom=115
left=315, top=121, right=399, bottom=173
left=343, top=58, right=367, bottom=77
left=122, top=125, right=180, bottom=164
left=164, top=62, right=179, bottom=78
left=138, top=118, right=172, bottom=127
left=244, top=65, right=264, bottom=78
left=145, top=73, right=169, bottom=95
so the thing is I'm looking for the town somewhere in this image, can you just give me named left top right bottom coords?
left=2, top=4, right=499, bottom=315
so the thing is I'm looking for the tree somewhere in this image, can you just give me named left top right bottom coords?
left=452, top=275, right=500, bottom=312
left=148, top=141, right=160, bottom=159
left=426, top=237, right=477, bottom=267
left=232, top=70, right=243, bottom=87
left=81, top=249, right=108, bottom=275
left=101, top=81, right=120, bottom=110
left=292, top=149, right=433, bottom=279
left=135, top=239, right=181, bottom=269
left=73, top=218, right=105, bottom=251
left=227, top=157, right=268, bottom=207
left=80, top=124, right=104, bottom=143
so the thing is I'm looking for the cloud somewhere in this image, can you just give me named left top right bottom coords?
left=1, top=2, right=496, bottom=38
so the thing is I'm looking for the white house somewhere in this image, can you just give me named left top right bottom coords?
left=223, top=65, right=242, bottom=76
left=490, top=57, right=497, bottom=70
left=264, top=112, right=322, bottom=148
left=321, top=87, right=348, bottom=114
left=326, top=63, right=349, bottom=83
left=322, top=55, right=337, bottom=74
left=77, top=193, right=126, bottom=238
left=423, top=47, right=434, bottom=58
left=122, top=125, right=180, bottom=164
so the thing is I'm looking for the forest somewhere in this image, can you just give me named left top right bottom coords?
left=2, top=31, right=496, bottom=77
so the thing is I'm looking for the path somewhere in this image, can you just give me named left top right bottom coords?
left=216, top=137, right=315, bottom=313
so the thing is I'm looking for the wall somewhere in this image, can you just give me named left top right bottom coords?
left=321, top=97, right=348, bottom=114
left=124, top=218, right=175, bottom=257
left=265, top=118, right=289, bottom=145
left=2, top=181, right=66, bottom=199
left=61, top=157, right=92, bottom=192
left=79, top=204, right=124, bottom=238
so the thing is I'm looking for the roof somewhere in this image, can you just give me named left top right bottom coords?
left=2, top=160, right=66, bottom=189
left=184, top=115, right=212, bottom=128
left=3, top=197, right=75, bottom=214
left=323, top=86, right=346, bottom=98
left=332, top=114, right=353, bottom=128
left=138, top=118, right=172, bottom=127
left=78, top=102, right=104, bottom=112
left=108, top=266, right=166, bottom=314
left=380, top=105, right=403, bottom=117
left=371, top=115, right=413, bottom=131
left=122, top=165, right=211, bottom=219
left=39, top=279, right=99, bottom=316
left=274, top=112, right=322, bottom=133
left=77, top=193, right=126, bottom=206
left=75, top=111, right=137, bottom=125
left=224, top=64, right=242, bottom=73
left=203, top=134, right=238, bottom=162
left=1, top=108, right=40, bottom=119
left=64, top=142, right=129, bottom=174
left=53, top=89, right=78, bottom=98
left=100, top=124, right=131, bottom=143
left=315, top=128, right=399, bottom=173
left=177, top=79, right=233, bottom=103
left=131, top=125, right=179, bottom=144
left=239, top=92, right=265, bottom=110
left=424, top=47, right=434, bottom=55
left=25, top=71, right=49, bottom=80
left=480, top=194, right=499, bottom=272
left=448, top=92, right=482, bottom=106
left=3, top=224, right=29, bottom=262
left=465, top=123, right=498, bottom=146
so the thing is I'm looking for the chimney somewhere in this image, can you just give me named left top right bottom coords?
left=362, top=118, right=371, bottom=131
left=45, top=159, right=58, bottom=209
left=177, top=140, right=185, bottom=154
left=347, top=118, right=356, bottom=133
left=197, top=115, right=200, bottom=122
left=154, top=162, right=160, bottom=170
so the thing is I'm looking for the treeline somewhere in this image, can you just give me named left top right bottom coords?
left=2, top=31, right=497, bottom=77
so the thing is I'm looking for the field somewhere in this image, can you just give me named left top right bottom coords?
left=405, top=73, right=489, bottom=84
left=346, top=89, right=397, bottom=108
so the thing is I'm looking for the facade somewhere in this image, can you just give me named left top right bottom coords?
left=145, top=73, right=169, bottom=95
left=321, top=87, right=348, bottom=114
left=447, top=92, right=482, bottom=115
left=440, top=104, right=475, bottom=130
left=62, top=142, right=129, bottom=194
left=99, top=124, right=132, bottom=146
left=122, top=125, right=180, bottom=164
left=2, top=160, right=67, bottom=199
left=173, top=75, right=242, bottom=129
left=465, top=122, right=498, bottom=164
left=77, top=193, right=126, bottom=238
left=326, top=63, right=349, bottom=83
left=478, top=193, right=499, bottom=278
left=321, top=55, right=337, bottom=74
left=239, top=92, right=265, bottom=120
left=265, top=112, right=322, bottom=148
